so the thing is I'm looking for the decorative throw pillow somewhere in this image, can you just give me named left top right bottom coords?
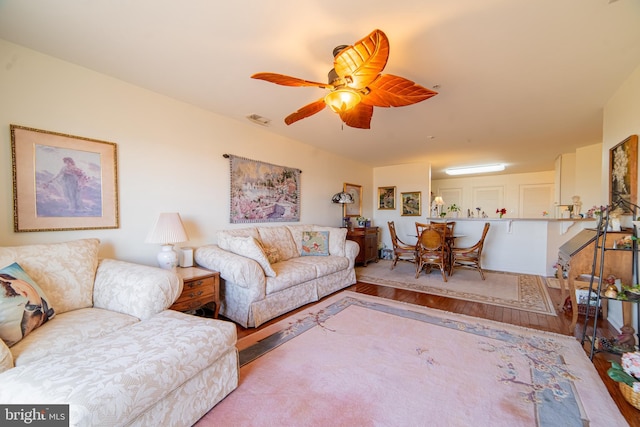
left=225, top=236, right=277, bottom=277
left=261, top=245, right=281, bottom=265
left=312, top=226, right=347, bottom=257
left=0, top=262, right=56, bottom=347
left=257, top=226, right=298, bottom=261
left=301, top=231, right=330, bottom=256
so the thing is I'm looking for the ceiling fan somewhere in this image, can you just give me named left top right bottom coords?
left=251, top=29, right=438, bottom=129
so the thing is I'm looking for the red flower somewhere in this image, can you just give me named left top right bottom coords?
left=496, top=208, right=507, bottom=216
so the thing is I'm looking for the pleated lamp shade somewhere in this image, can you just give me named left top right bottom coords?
left=145, top=213, right=188, bottom=270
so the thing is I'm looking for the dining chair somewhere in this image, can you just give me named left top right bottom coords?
left=450, top=222, right=491, bottom=279
left=423, top=221, right=455, bottom=239
left=387, top=221, right=417, bottom=270
left=445, top=221, right=456, bottom=237
left=415, top=225, right=449, bottom=281
left=415, top=221, right=430, bottom=239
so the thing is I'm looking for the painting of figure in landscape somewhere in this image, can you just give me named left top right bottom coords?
left=229, top=156, right=300, bottom=223
left=35, top=145, right=103, bottom=217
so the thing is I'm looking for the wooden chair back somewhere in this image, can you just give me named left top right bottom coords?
left=415, top=225, right=449, bottom=281
left=387, top=221, right=417, bottom=269
left=451, top=222, right=491, bottom=279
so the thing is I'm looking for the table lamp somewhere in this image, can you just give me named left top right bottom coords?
left=145, top=212, right=189, bottom=270
left=332, top=191, right=354, bottom=227
left=434, top=196, right=445, bottom=217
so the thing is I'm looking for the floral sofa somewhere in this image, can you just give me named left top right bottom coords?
left=0, top=238, right=238, bottom=426
left=195, top=224, right=359, bottom=328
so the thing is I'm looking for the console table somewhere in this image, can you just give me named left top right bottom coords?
left=347, top=226, right=379, bottom=266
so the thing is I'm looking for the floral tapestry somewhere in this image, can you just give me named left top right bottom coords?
left=228, top=155, right=300, bottom=223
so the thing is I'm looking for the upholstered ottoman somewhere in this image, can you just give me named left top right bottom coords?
left=0, top=310, right=238, bottom=426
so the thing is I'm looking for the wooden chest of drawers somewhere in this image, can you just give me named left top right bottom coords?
left=347, top=226, right=379, bottom=266
left=171, top=267, right=220, bottom=317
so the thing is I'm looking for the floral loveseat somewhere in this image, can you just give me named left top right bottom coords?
left=195, top=224, right=359, bottom=328
left=0, top=238, right=238, bottom=426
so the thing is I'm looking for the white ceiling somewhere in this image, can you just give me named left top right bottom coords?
left=1, top=0, right=639, bottom=179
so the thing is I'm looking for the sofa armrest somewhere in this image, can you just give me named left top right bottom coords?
left=345, top=240, right=360, bottom=269
left=0, top=339, right=13, bottom=374
left=93, top=259, right=182, bottom=320
left=194, top=245, right=266, bottom=294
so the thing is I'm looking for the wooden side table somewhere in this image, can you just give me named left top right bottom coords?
left=172, top=267, right=220, bottom=318
left=347, top=226, right=379, bottom=266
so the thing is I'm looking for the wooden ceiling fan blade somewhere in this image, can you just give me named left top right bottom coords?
left=251, top=72, right=331, bottom=88
left=361, top=74, right=438, bottom=107
left=338, top=103, right=373, bottom=129
left=284, top=99, right=327, bottom=125
left=334, top=29, right=389, bottom=89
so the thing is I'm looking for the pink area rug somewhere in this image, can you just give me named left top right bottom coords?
left=196, top=292, right=623, bottom=426
left=357, top=259, right=556, bottom=315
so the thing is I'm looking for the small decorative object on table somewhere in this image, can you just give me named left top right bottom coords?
left=571, top=195, right=582, bottom=217
left=614, top=235, right=633, bottom=250
left=608, top=351, right=640, bottom=410
left=496, top=208, right=507, bottom=218
left=356, top=216, right=368, bottom=227
left=604, top=284, right=619, bottom=299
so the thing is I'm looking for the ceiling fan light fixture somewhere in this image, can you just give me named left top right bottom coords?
left=324, top=89, right=361, bottom=113
left=445, top=163, right=506, bottom=176
left=251, top=29, right=437, bottom=129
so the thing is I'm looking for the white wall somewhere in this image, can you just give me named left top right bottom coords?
left=0, top=40, right=373, bottom=265
left=602, top=63, right=640, bottom=332
left=575, top=143, right=603, bottom=212
left=373, top=162, right=431, bottom=251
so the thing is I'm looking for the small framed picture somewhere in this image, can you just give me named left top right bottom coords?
left=401, top=191, right=421, bottom=216
left=378, top=186, right=396, bottom=210
left=343, top=183, right=362, bottom=217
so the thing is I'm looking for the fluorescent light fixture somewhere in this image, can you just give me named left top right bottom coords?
left=445, top=164, right=505, bottom=176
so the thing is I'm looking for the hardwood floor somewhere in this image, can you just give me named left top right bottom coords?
left=232, top=281, right=639, bottom=425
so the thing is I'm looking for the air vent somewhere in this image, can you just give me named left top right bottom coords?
left=246, top=114, right=271, bottom=126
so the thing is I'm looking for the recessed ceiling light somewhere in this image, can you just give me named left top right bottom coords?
left=445, top=164, right=505, bottom=176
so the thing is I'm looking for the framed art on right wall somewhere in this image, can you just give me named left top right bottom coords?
left=401, top=191, right=421, bottom=216
left=610, top=135, right=638, bottom=212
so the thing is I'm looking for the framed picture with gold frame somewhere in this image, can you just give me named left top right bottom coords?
left=377, top=186, right=396, bottom=210
left=401, top=191, right=421, bottom=216
left=609, top=134, right=638, bottom=213
left=343, top=183, right=362, bottom=217
left=11, top=125, right=119, bottom=232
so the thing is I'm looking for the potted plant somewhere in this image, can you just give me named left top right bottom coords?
left=448, top=204, right=461, bottom=218
left=608, top=351, right=640, bottom=410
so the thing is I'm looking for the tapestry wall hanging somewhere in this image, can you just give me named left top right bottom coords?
left=225, top=154, right=300, bottom=223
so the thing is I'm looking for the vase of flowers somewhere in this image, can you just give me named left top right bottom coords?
left=496, top=208, right=507, bottom=218
left=586, top=205, right=607, bottom=219
left=608, top=351, right=640, bottom=410
left=448, top=204, right=461, bottom=218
